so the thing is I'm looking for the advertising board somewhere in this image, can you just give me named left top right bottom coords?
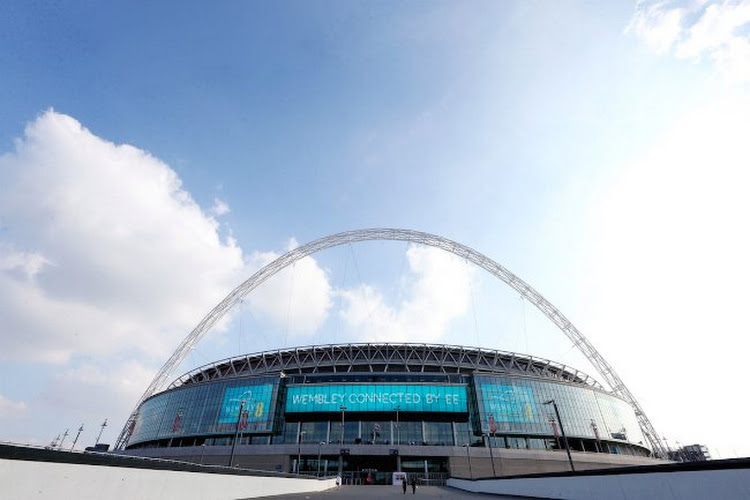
left=218, top=384, right=276, bottom=425
left=285, top=384, right=468, bottom=413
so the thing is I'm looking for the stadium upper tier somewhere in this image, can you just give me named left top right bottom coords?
left=168, top=343, right=604, bottom=390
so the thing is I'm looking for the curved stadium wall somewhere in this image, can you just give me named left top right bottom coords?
left=124, top=343, right=657, bottom=478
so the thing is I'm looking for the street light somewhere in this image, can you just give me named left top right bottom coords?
left=297, top=430, right=307, bottom=474
left=339, top=405, right=347, bottom=444
left=70, top=424, right=84, bottom=451
left=94, top=419, right=108, bottom=446
left=543, top=399, right=575, bottom=472
left=317, top=441, right=325, bottom=476
left=394, top=405, right=401, bottom=446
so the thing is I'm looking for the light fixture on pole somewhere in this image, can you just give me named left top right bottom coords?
left=394, top=405, right=401, bottom=446
left=94, top=419, right=108, bottom=446
left=70, top=425, right=84, bottom=451
left=59, top=429, right=69, bottom=450
left=339, top=405, right=347, bottom=444
left=297, top=430, right=307, bottom=474
left=543, top=399, right=575, bottom=472
left=317, top=441, right=325, bottom=476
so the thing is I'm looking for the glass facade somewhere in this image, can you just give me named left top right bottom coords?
left=129, top=377, right=280, bottom=446
left=473, top=375, right=645, bottom=445
left=127, top=372, right=649, bottom=457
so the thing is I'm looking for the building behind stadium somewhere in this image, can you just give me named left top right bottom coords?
left=121, top=342, right=664, bottom=482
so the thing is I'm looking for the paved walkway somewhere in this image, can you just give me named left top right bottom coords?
left=252, top=485, right=527, bottom=499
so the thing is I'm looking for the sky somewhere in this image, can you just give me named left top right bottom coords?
left=1, top=0, right=749, bottom=458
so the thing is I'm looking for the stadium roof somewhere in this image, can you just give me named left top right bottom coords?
left=168, top=343, right=604, bottom=390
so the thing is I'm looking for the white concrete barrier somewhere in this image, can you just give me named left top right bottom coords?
left=448, top=464, right=750, bottom=500
left=1, top=458, right=336, bottom=500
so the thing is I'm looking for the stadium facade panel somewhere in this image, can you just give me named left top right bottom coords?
left=124, top=343, right=657, bottom=480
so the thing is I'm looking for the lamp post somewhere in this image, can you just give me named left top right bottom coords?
left=338, top=405, right=347, bottom=477
left=94, top=419, right=107, bottom=446
left=59, top=429, right=69, bottom=449
left=70, top=424, right=84, bottom=451
left=297, top=430, right=307, bottom=474
left=464, top=443, right=473, bottom=479
left=317, top=441, right=325, bottom=476
left=483, top=433, right=497, bottom=477
left=228, top=400, right=245, bottom=467
left=543, top=399, right=575, bottom=472
left=393, top=405, right=401, bottom=446
left=339, top=405, right=347, bottom=444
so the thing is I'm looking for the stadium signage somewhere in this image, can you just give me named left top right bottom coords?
left=285, top=384, right=468, bottom=413
left=218, top=384, right=276, bottom=425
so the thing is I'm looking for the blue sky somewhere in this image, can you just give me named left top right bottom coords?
left=1, top=1, right=750, bottom=458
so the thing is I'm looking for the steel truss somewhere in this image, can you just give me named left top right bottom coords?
left=168, top=343, right=603, bottom=389
left=115, top=228, right=666, bottom=457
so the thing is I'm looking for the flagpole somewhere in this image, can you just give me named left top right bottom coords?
left=544, top=399, right=575, bottom=472
left=228, top=400, right=245, bottom=467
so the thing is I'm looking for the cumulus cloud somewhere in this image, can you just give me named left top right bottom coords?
left=0, top=110, right=246, bottom=364
left=245, top=238, right=333, bottom=335
left=627, top=0, right=750, bottom=83
left=0, top=110, right=341, bottom=444
left=339, top=246, right=473, bottom=342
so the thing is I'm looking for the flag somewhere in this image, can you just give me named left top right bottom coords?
left=239, top=410, right=249, bottom=431
left=172, top=412, right=182, bottom=432
left=549, top=417, right=559, bottom=439
left=488, top=414, right=498, bottom=434
left=591, top=421, right=601, bottom=442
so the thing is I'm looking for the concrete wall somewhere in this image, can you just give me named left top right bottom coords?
left=448, top=447, right=663, bottom=479
left=448, top=461, right=750, bottom=500
left=1, top=458, right=336, bottom=500
left=124, top=442, right=664, bottom=476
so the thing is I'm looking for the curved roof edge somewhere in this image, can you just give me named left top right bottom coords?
left=167, top=343, right=604, bottom=391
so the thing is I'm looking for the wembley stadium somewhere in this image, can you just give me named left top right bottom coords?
left=120, top=343, right=659, bottom=481
left=117, top=229, right=667, bottom=482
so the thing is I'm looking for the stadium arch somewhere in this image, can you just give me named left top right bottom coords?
left=115, top=228, right=666, bottom=457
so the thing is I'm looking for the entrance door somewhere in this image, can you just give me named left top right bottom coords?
left=341, top=455, right=398, bottom=485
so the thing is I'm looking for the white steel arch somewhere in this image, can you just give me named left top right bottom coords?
left=115, top=228, right=666, bottom=456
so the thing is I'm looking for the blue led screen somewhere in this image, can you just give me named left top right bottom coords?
left=218, top=384, right=275, bottom=424
left=285, top=384, right=468, bottom=413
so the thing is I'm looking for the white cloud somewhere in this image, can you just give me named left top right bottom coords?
left=627, top=0, right=750, bottom=83
left=0, top=110, right=247, bottom=364
left=0, top=394, right=27, bottom=419
left=210, top=198, right=231, bottom=216
left=0, top=111, right=340, bottom=445
left=245, top=238, right=333, bottom=335
left=627, top=1, right=687, bottom=53
left=339, top=246, right=473, bottom=342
